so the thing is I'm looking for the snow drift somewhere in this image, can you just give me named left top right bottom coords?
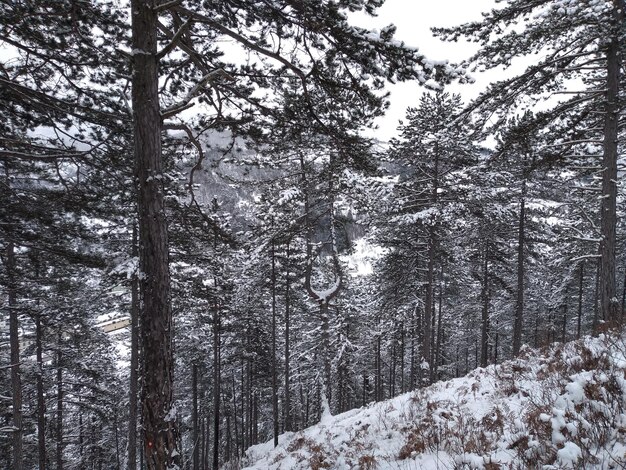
left=239, top=332, right=626, bottom=469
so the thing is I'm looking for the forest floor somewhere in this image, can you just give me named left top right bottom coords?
left=239, top=331, right=626, bottom=469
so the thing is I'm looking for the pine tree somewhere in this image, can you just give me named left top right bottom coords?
left=435, top=0, right=625, bottom=327
left=382, top=92, right=477, bottom=381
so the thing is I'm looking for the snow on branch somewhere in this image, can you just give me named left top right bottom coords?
left=156, top=18, right=192, bottom=59
left=161, top=68, right=235, bottom=119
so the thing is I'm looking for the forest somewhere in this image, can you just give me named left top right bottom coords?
left=0, top=0, right=624, bottom=469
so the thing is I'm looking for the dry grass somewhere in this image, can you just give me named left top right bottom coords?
left=357, top=454, right=377, bottom=469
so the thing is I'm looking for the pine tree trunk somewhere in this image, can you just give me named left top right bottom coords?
left=224, top=398, right=231, bottom=462
left=270, top=239, right=279, bottom=447
left=561, top=302, right=568, bottom=343
left=245, top=321, right=252, bottom=448
left=480, top=242, right=490, bottom=368
left=203, top=413, right=211, bottom=470
left=424, top=231, right=435, bottom=379
left=239, top=360, right=245, bottom=454
left=300, top=384, right=306, bottom=428
left=231, top=373, right=240, bottom=457
left=513, top=178, right=526, bottom=355
left=362, top=375, right=368, bottom=406
left=599, top=3, right=622, bottom=324
left=577, top=262, right=584, bottom=339
left=7, top=242, right=23, bottom=470
left=321, top=301, right=332, bottom=408
left=56, top=334, right=63, bottom=470
left=434, top=267, right=443, bottom=379
left=200, top=415, right=206, bottom=470
left=620, top=266, right=626, bottom=323
left=79, top=400, right=83, bottom=457
left=408, top=320, right=415, bottom=391
left=474, top=339, right=479, bottom=368
left=130, top=1, right=178, bottom=468
left=212, top=306, right=221, bottom=470
left=36, top=314, right=46, bottom=470
left=192, top=363, right=199, bottom=470
left=464, top=346, right=469, bottom=374
left=593, top=259, right=600, bottom=331
left=337, top=361, right=344, bottom=413
left=374, top=333, right=383, bottom=401
left=139, top=432, right=144, bottom=470
left=389, top=341, right=396, bottom=397
left=284, top=242, right=291, bottom=432
left=253, top=391, right=259, bottom=444
left=409, top=315, right=416, bottom=389
left=534, top=310, right=540, bottom=348
left=424, top=143, right=440, bottom=381
left=399, top=322, right=405, bottom=393
left=115, top=411, right=121, bottom=470
left=128, top=225, right=139, bottom=470
left=494, top=319, right=499, bottom=365
left=416, top=304, right=423, bottom=387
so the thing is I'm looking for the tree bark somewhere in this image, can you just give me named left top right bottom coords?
left=409, top=314, right=416, bottom=390
left=212, top=303, right=221, bottom=470
left=131, top=0, right=180, bottom=470
left=253, top=391, right=258, bottom=445
left=36, top=314, right=46, bottom=470
left=200, top=415, right=206, bottom=470
left=231, top=372, right=239, bottom=456
left=593, top=259, right=600, bottom=332
left=577, top=262, right=584, bottom=339
left=115, top=411, right=121, bottom=470
left=301, top=152, right=341, bottom=415
left=56, top=333, right=63, bottom=470
left=513, top=177, right=526, bottom=355
left=599, top=2, right=622, bottom=325
left=284, top=242, right=291, bottom=432
left=621, top=266, right=626, bottom=324
left=561, top=302, right=568, bottom=343
left=399, top=322, right=405, bottom=393
left=424, top=232, right=435, bottom=380
left=424, top=143, right=439, bottom=380
left=192, top=363, right=199, bottom=470
left=270, top=239, right=279, bottom=447
left=375, top=332, right=382, bottom=400
left=321, top=301, right=332, bottom=408
left=131, top=0, right=178, bottom=468
left=480, top=242, right=490, bottom=368
left=389, top=341, right=396, bottom=397
left=128, top=225, right=139, bottom=470
left=7, top=242, right=23, bottom=470
left=494, top=318, right=499, bottom=365
left=224, top=395, right=231, bottom=462
left=434, top=267, right=443, bottom=378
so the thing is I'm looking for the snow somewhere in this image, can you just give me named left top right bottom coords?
left=240, top=333, right=626, bottom=470
left=565, top=379, right=585, bottom=403
left=164, top=403, right=177, bottom=422
left=557, top=442, right=582, bottom=467
left=319, top=387, right=333, bottom=425
left=130, top=48, right=152, bottom=56
left=341, top=238, right=386, bottom=277
left=312, top=277, right=341, bottom=302
left=276, top=187, right=300, bottom=206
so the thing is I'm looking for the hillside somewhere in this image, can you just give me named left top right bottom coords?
left=241, top=333, right=626, bottom=470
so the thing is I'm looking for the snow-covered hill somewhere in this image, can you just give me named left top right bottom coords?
left=240, top=333, right=626, bottom=469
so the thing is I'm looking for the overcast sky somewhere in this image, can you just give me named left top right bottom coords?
left=350, top=0, right=500, bottom=141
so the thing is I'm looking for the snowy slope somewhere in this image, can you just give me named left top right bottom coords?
left=241, top=333, right=626, bottom=469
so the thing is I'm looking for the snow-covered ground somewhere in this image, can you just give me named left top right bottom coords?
left=241, top=333, right=626, bottom=469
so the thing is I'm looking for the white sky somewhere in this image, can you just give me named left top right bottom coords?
left=350, top=0, right=502, bottom=141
